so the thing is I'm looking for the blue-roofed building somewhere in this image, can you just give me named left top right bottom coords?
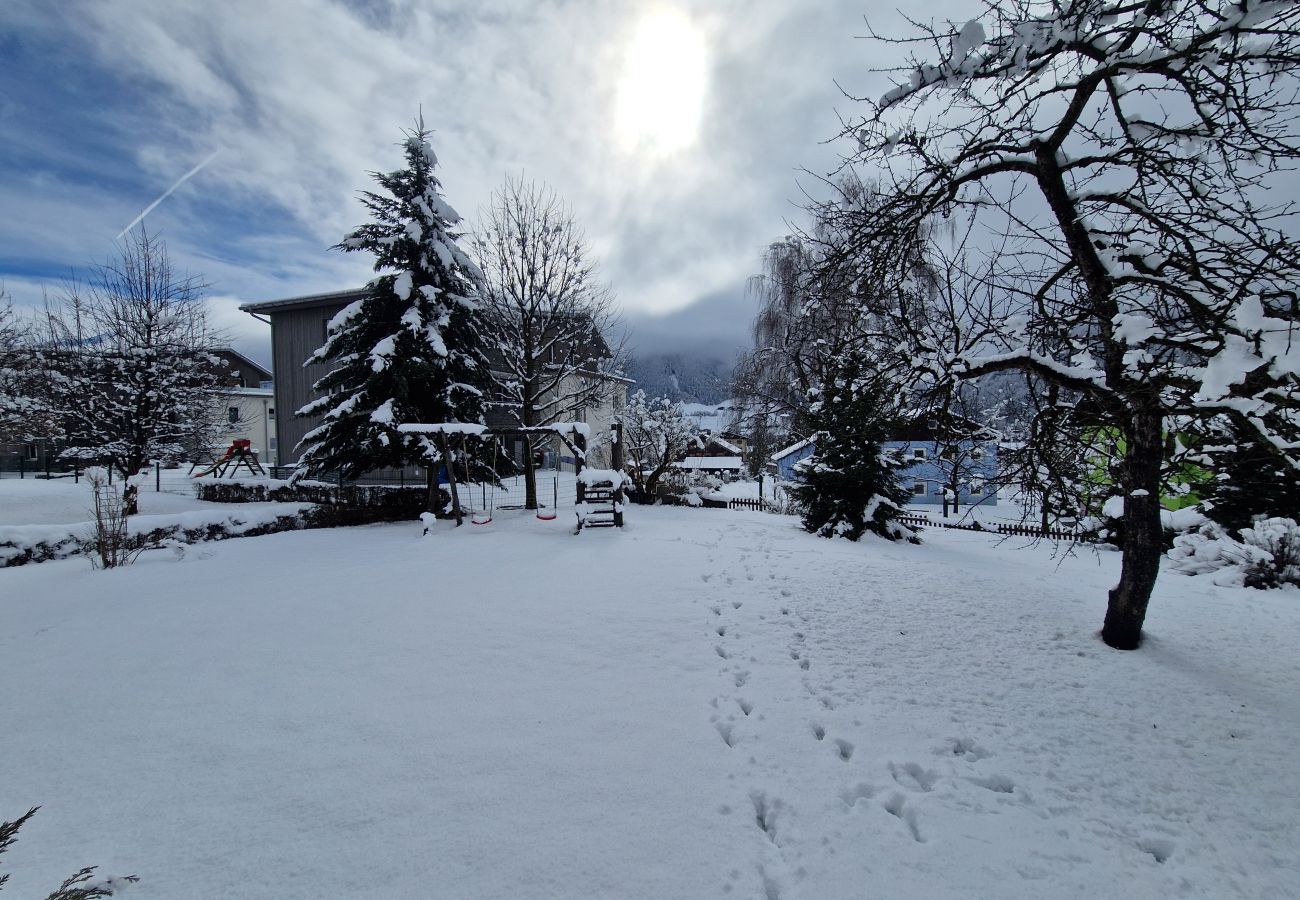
left=769, top=414, right=1000, bottom=507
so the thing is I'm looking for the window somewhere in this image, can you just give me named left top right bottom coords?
left=25, top=442, right=39, bottom=460
left=322, top=318, right=332, bottom=341
left=972, top=447, right=985, bottom=461
left=269, top=437, right=278, bottom=450
left=912, top=448, right=927, bottom=460
left=268, top=407, right=275, bottom=419
left=970, top=481, right=984, bottom=496
left=227, top=406, right=240, bottom=425
left=940, top=445, right=956, bottom=460
left=912, top=481, right=927, bottom=496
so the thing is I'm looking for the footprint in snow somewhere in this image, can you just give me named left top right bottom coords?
left=937, top=736, right=990, bottom=761
left=883, top=792, right=925, bottom=843
left=716, top=645, right=730, bottom=660
left=716, top=721, right=737, bottom=748
left=750, top=791, right=782, bottom=845
left=716, top=624, right=727, bottom=637
left=732, top=600, right=743, bottom=609
left=889, top=761, right=940, bottom=792
left=833, top=738, right=855, bottom=761
left=968, top=773, right=1015, bottom=794
left=811, top=722, right=826, bottom=741
left=1137, top=837, right=1176, bottom=864
left=839, top=782, right=877, bottom=807
left=738, top=698, right=753, bottom=716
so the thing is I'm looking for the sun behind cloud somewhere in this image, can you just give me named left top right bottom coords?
left=614, top=7, right=708, bottom=158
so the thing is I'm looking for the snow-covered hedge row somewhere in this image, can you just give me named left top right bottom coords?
left=195, top=479, right=444, bottom=515
left=0, top=505, right=314, bottom=568
left=0, top=485, right=442, bottom=568
left=1168, top=517, right=1300, bottom=589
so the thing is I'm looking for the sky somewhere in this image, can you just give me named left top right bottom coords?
left=0, top=0, right=975, bottom=366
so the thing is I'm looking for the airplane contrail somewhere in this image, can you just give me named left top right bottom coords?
left=116, top=149, right=222, bottom=239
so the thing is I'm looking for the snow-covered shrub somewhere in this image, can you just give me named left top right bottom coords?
left=85, top=467, right=143, bottom=569
left=1167, top=517, right=1300, bottom=589
left=655, top=470, right=723, bottom=507
left=0, top=806, right=138, bottom=897
left=1239, top=518, right=1300, bottom=589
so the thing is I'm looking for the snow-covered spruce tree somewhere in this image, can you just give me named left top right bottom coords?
left=833, top=0, right=1300, bottom=649
left=41, top=231, right=225, bottom=513
left=790, top=351, right=916, bottom=542
left=472, top=177, right=625, bottom=509
left=297, top=118, right=490, bottom=503
left=619, top=390, right=700, bottom=502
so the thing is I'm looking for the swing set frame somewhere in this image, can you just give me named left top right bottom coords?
left=396, top=422, right=592, bottom=527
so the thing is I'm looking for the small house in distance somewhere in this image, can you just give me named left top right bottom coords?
left=770, top=413, right=1000, bottom=507
left=209, top=348, right=277, bottom=466
left=674, top=433, right=745, bottom=480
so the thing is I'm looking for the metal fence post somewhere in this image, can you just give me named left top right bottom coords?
left=156, top=461, right=162, bottom=492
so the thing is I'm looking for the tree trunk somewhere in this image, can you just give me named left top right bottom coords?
left=523, top=439, right=538, bottom=510
left=425, top=466, right=438, bottom=514
left=1102, top=409, right=1164, bottom=650
left=439, top=435, right=464, bottom=527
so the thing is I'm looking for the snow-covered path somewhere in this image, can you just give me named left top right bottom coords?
left=2, top=509, right=1297, bottom=898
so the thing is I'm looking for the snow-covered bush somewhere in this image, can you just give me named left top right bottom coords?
left=1167, top=517, right=1300, bottom=589
left=85, top=467, right=144, bottom=569
left=1239, top=518, right=1300, bottom=590
left=656, top=470, right=723, bottom=507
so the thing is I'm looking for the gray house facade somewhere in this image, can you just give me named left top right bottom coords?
left=241, top=288, right=628, bottom=470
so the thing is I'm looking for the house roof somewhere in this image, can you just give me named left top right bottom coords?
left=770, top=436, right=816, bottom=462
left=893, top=410, right=1000, bottom=442
left=212, top=347, right=272, bottom=381
left=702, top=433, right=743, bottom=454
left=240, top=288, right=368, bottom=315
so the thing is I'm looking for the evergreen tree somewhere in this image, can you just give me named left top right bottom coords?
left=297, top=118, right=489, bottom=483
left=791, top=352, right=916, bottom=543
left=1200, top=422, right=1300, bottom=536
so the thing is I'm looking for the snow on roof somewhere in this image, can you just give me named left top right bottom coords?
left=706, top=434, right=743, bottom=454
left=770, top=436, right=816, bottom=461
left=676, top=456, right=744, bottom=470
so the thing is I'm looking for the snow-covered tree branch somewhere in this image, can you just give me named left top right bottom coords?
left=471, top=177, right=626, bottom=509
left=830, top=0, right=1300, bottom=649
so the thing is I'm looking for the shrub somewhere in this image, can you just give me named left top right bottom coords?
left=84, top=468, right=144, bottom=569
left=1167, top=516, right=1300, bottom=588
left=1239, top=517, right=1300, bottom=589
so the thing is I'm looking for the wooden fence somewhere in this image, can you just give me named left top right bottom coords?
left=898, top=512, right=1084, bottom=541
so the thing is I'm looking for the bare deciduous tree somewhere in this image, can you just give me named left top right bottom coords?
left=41, top=231, right=226, bottom=513
left=473, top=177, right=626, bottom=509
left=831, top=0, right=1300, bottom=648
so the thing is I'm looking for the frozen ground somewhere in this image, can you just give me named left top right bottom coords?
left=1, top=507, right=1297, bottom=899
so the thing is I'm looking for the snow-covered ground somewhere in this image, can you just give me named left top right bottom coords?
left=2, top=507, right=1297, bottom=899
left=0, top=472, right=218, bottom=526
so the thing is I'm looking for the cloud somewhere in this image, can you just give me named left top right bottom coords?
left=2, top=0, right=978, bottom=361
